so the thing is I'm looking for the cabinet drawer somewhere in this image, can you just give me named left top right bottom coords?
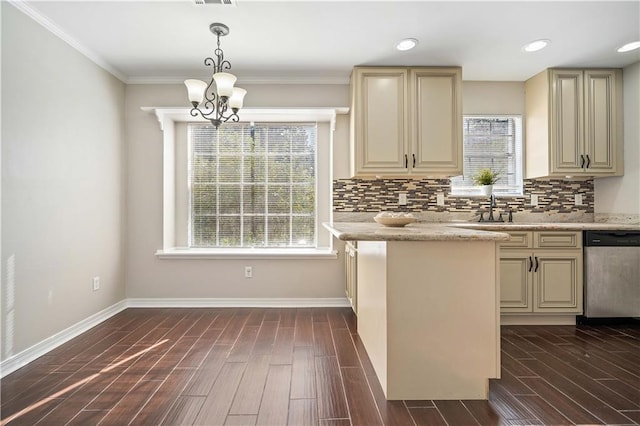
left=500, top=232, right=533, bottom=248
left=535, top=232, right=582, bottom=248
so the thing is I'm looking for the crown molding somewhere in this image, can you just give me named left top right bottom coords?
left=7, top=0, right=128, bottom=83
left=127, top=75, right=350, bottom=85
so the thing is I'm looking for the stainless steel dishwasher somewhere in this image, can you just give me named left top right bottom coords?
left=582, top=231, right=640, bottom=323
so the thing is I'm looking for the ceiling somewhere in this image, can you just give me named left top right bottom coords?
left=15, top=0, right=640, bottom=84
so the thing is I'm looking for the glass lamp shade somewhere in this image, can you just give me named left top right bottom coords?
left=184, top=79, right=208, bottom=105
left=229, top=87, right=247, bottom=110
left=213, top=72, right=237, bottom=98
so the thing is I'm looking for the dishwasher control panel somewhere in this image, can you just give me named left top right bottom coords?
left=584, top=231, right=640, bottom=246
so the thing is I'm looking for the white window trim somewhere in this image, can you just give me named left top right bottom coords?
left=450, top=114, right=524, bottom=197
left=144, top=107, right=347, bottom=258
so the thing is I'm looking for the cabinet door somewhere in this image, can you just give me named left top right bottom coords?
left=533, top=251, right=583, bottom=313
left=352, top=68, right=409, bottom=175
left=584, top=70, right=618, bottom=174
left=500, top=250, right=533, bottom=312
left=410, top=68, right=462, bottom=175
left=550, top=70, right=584, bottom=174
left=345, top=243, right=357, bottom=314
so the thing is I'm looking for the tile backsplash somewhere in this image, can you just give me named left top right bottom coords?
left=333, top=178, right=594, bottom=216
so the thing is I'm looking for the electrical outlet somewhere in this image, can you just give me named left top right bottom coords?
left=92, top=276, right=100, bottom=291
left=530, top=194, right=539, bottom=206
left=398, top=193, right=407, bottom=205
left=575, top=194, right=583, bottom=206
left=244, top=266, right=253, bottom=278
left=436, top=193, right=445, bottom=206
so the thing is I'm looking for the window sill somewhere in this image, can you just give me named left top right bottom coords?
left=449, top=191, right=524, bottom=198
left=155, top=247, right=338, bottom=260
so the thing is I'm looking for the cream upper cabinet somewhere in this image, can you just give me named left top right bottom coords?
left=350, top=68, right=409, bottom=175
left=499, top=231, right=583, bottom=315
left=524, top=68, right=623, bottom=178
left=350, top=67, right=462, bottom=177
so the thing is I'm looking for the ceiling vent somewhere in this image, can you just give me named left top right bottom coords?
left=194, top=0, right=236, bottom=5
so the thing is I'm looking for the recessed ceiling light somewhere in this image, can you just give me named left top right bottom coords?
left=617, top=41, right=640, bottom=53
left=522, top=39, right=550, bottom=52
left=396, top=38, right=418, bottom=51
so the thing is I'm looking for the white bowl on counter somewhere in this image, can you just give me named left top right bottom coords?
left=374, top=213, right=417, bottom=227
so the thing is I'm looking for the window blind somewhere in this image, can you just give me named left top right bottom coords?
left=189, top=122, right=317, bottom=248
left=450, top=116, right=523, bottom=195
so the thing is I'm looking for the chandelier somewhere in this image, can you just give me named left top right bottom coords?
left=184, top=23, right=247, bottom=129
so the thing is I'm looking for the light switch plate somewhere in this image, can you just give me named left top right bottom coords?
left=530, top=194, right=539, bottom=206
left=399, top=193, right=407, bottom=205
left=436, top=193, right=445, bottom=206
left=575, top=194, right=583, bottom=206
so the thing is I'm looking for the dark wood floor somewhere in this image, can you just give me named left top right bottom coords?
left=1, top=308, right=639, bottom=425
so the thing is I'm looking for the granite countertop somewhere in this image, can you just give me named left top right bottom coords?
left=323, top=222, right=511, bottom=242
left=324, top=221, right=640, bottom=242
left=448, top=222, right=640, bottom=231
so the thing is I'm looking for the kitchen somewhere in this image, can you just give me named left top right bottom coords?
left=2, top=0, right=640, bottom=424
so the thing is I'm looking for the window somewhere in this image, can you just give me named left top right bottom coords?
left=450, top=115, right=523, bottom=196
left=189, top=122, right=317, bottom=248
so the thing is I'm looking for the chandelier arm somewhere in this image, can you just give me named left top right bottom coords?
left=189, top=108, right=202, bottom=119
left=204, top=57, right=216, bottom=67
left=199, top=99, right=219, bottom=120
left=223, top=112, right=240, bottom=123
left=202, top=78, right=218, bottom=104
left=219, top=60, right=232, bottom=72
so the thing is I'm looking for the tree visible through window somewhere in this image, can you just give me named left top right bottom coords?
left=189, top=122, right=317, bottom=248
left=450, top=116, right=523, bottom=195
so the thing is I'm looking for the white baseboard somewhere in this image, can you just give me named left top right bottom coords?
left=0, top=297, right=350, bottom=378
left=127, top=297, right=351, bottom=308
left=0, top=300, right=128, bottom=378
left=500, top=314, right=577, bottom=325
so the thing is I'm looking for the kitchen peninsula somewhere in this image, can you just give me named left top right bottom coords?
left=324, top=222, right=510, bottom=400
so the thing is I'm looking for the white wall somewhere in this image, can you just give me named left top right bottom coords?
left=124, top=84, right=348, bottom=299
left=595, top=62, right=640, bottom=217
left=1, top=3, right=126, bottom=361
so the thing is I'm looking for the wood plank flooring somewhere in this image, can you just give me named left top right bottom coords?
left=1, top=308, right=639, bottom=425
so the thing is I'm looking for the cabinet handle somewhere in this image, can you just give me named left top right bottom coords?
left=586, top=155, right=591, bottom=168
left=580, top=154, right=585, bottom=168
left=405, top=154, right=408, bottom=168
left=529, top=256, right=533, bottom=272
left=534, top=256, right=539, bottom=272
left=412, top=154, right=416, bottom=168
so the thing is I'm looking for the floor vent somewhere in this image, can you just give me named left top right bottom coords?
left=194, top=0, right=236, bottom=5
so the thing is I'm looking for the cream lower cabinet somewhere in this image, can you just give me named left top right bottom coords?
left=500, top=232, right=583, bottom=314
left=349, top=66, right=462, bottom=177
left=344, top=241, right=357, bottom=314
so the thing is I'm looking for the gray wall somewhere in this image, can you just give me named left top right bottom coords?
left=1, top=0, right=638, bottom=364
left=1, top=3, right=126, bottom=361
left=124, top=84, right=347, bottom=299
